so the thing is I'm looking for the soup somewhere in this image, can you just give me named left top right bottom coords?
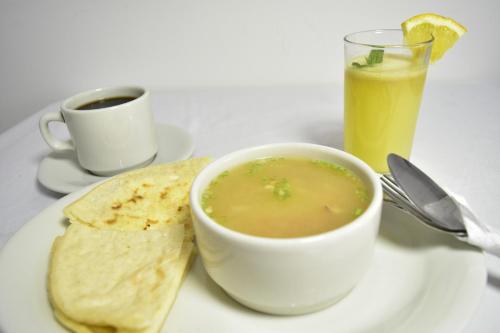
left=201, top=157, right=371, bottom=238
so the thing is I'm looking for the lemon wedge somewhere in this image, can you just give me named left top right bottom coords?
left=402, top=13, right=467, bottom=63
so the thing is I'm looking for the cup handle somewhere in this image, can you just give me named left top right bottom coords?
left=39, top=111, right=75, bottom=151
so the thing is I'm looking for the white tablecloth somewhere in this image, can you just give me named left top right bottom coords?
left=1, top=82, right=499, bottom=332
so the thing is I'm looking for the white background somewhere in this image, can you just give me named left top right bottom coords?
left=1, top=0, right=499, bottom=133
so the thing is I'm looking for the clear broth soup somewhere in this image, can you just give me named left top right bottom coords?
left=202, top=158, right=371, bottom=238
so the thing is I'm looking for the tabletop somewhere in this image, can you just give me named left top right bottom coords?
left=0, top=82, right=499, bottom=332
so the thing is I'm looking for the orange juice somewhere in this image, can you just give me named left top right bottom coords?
left=344, top=54, right=428, bottom=173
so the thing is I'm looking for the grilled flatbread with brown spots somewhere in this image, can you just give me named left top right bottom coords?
left=49, top=158, right=210, bottom=332
left=63, top=158, right=211, bottom=240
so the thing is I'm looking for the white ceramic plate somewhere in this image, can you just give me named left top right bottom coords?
left=0, top=187, right=486, bottom=333
left=37, top=123, right=194, bottom=194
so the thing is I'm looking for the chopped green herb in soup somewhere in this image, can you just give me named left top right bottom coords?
left=202, top=158, right=371, bottom=238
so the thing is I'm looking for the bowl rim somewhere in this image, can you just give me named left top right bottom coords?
left=190, top=142, right=383, bottom=247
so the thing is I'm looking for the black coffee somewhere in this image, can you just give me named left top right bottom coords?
left=76, top=96, right=136, bottom=110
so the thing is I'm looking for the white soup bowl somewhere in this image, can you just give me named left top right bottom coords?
left=190, top=143, right=383, bottom=315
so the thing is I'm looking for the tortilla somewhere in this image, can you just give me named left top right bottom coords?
left=49, top=159, right=209, bottom=332
left=48, top=224, right=193, bottom=333
left=63, top=158, right=211, bottom=239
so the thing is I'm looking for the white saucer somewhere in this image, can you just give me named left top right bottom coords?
left=0, top=189, right=486, bottom=333
left=37, top=123, right=194, bottom=194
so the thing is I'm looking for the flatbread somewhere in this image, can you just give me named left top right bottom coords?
left=49, top=159, right=209, bottom=332
left=64, top=158, right=211, bottom=239
left=48, top=224, right=193, bottom=333
left=53, top=309, right=112, bottom=333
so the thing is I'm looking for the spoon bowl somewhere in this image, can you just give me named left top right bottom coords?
left=386, top=154, right=467, bottom=236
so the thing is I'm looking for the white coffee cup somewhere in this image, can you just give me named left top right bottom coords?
left=39, top=86, right=157, bottom=176
left=190, top=143, right=383, bottom=315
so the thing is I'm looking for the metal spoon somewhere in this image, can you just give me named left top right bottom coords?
left=386, top=154, right=468, bottom=237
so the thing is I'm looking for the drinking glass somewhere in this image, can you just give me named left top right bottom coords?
left=344, top=29, right=433, bottom=173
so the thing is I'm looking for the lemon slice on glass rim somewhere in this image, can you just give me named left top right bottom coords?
left=402, top=13, right=467, bottom=63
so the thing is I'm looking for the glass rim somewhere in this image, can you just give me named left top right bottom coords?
left=344, top=29, right=434, bottom=48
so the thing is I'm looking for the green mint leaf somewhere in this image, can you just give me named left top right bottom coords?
left=366, top=49, right=384, bottom=65
left=351, top=50, right=384, bottom=68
